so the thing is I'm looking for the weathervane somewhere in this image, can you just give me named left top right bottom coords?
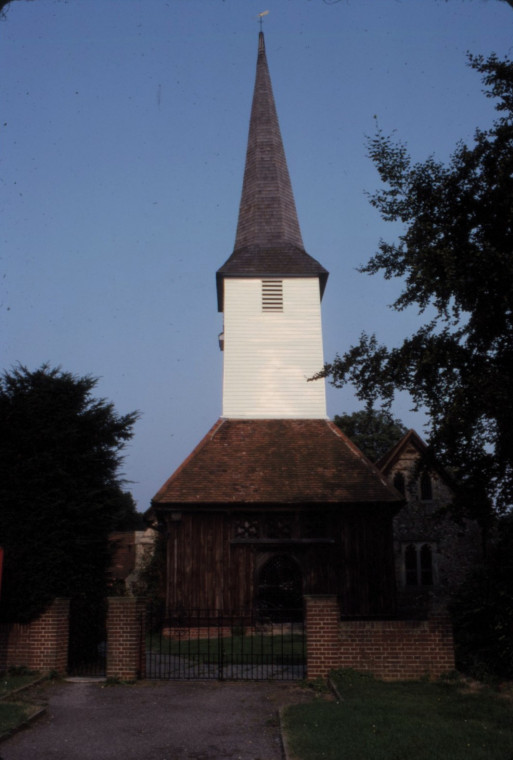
left=258, top=10, right=269, bottom=30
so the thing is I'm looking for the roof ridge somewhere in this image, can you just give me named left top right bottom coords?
left=150, top=419, right=404, bottom=506
left=376, top=429, right=424, bottom=472
left=327, top=420, right=395, bottom=491
left=151, top=419, right=225, bottom=503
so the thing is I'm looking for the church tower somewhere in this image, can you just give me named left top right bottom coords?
left=217, top=32, right=328, bottom=419
left=149, top=32, right=401, bottom=617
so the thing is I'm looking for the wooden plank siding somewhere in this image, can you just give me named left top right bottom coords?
left=165, top=512, right=256, bottom=610
left=337, top=509, right=397, bottom=617
left=222, top=278, right=327, bottom=419
left=164, top=506, right=397, bottom=616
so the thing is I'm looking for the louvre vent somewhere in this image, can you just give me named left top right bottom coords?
left=262, top=279, right=283, bottom=311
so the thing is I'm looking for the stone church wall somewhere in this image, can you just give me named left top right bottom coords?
left=386, top=443, right=481, bottom=615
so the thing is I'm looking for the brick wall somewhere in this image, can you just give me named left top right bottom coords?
left=106, top=597, right=146, bottom=681
left=305, top=595, right=341, bottom=680
left=305, top=595, right=454, bottom=681
left=0, top=598, right=70, bottom=674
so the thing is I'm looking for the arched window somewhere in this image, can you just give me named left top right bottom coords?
left=404, top=544, right=418, bottom=586
left=420, top=544, right=433, bottom=585
left=393, top=471, right=405, bottom=495
left=420, top=471, right=433, bottom=501
left=403, top=543, right=435, bottom=587
left=256, top=554, right=303, bottom=617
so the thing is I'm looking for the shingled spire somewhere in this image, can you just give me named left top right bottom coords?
left=217, top=32, right=328, bottom=311
left=235, top=31, right=304, bottom=251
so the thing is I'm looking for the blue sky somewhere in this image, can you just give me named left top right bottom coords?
left=2, top=0, right=512, bottom=512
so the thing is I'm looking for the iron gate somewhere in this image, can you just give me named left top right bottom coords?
left=145, top=607, right=305, bottom=681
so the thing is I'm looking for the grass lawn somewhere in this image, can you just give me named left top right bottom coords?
left=0, top=702, right=38, bottom=735
left=147, top=632, right=305, bottom=665
left=0, top=669, right=41, bottom=699
left=283, top=670, right=513, bottom=760
left=0, top=669, right=44, bottom=736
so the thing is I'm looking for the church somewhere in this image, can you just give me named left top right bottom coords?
left=147, top=31, right=406, bottom=618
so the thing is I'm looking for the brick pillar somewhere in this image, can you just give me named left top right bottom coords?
left=106, top=597, right=146, bottom=681
left=428, top=611, right=456, bottom=674
left=0, top=598, right=70, bottom=675
left=305, top=595, right=340, bottom=680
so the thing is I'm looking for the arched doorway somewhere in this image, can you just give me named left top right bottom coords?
left=256, top=554, right=303, bottom=619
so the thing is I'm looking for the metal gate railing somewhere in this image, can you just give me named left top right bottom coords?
left=144, top=607, right=306, bottom=681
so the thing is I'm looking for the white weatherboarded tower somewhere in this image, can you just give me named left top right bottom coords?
left=216, top=32, right=329, bottom=420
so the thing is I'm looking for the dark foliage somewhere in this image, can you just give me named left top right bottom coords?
left=333, top=408, right=407, bottom=463
left=318, top=54, right=513, bottom=530
left=0, top=364, right=139, bottom=623
left=451, top=514, right=513, bottom=680
left=109, top=490, right=143, bottom=531
left=0, top=0, right=35, bottom=17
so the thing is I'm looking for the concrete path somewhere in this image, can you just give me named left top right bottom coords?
left=1, top=679, right=311, bottom=760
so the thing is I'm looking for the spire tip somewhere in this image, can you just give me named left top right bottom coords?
left=257, top=10, right=269, bottom=34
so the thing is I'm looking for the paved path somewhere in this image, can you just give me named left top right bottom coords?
left=1, top=679, right=311, bottom=760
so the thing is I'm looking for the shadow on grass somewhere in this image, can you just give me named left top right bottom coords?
left=283, top=669, right=513, bottom=760
left=0, top=668, right=48, bottom=739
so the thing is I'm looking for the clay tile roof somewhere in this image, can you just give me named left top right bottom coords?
left=216, top=32, right=328, bottom=311
left=151, top=419, right=402, bottom=507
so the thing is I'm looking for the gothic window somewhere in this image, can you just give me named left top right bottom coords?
left=420, top=543, right=434, bottom=585
left=404, top=544, right=418, bottom=586
left=420, top=472, right=433, bottom=501
left=393, top=471, right=406, bottom=496
left=256, top=554, right=303, bottom=613
left=235, top=512, right=331, bottom=541
left=234, top=517, right=260, bottom=539
left=262, top=279, right=283, bottom=311
left=403, top=543, right=435, bottom=587
left=234, top=514, right=296, bottom=540
left=264, top=515, right=293, bottom=539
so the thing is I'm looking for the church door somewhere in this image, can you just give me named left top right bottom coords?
left=256, top=554, right=303, bottom=618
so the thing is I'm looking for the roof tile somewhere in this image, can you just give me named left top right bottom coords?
left=152, top=419, right=401, bottom=506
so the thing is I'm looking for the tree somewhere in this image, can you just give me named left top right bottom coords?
left=333, top=408, right=407, bottom=463
left=0, top=0, right=34, bottom=17
left=0, top=364, right=139, bottom=623
left=318, top=54, right=513, bottom=530
left=110, top=490, right=144, bottom=532
left=450, top=513, right=513, bottom=679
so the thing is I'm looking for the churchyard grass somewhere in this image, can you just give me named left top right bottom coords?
left=0, top=668, right=40, bottom=698
left=0, top=702, right=36, bottom=735
left=0, top=668, right=43, bottom=736
left=283, top=669, right=513, bottom=760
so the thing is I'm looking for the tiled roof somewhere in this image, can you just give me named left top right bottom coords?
left=216, top=32, right=328, bottom=311
left=152, top=419, right=402, bottom=506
